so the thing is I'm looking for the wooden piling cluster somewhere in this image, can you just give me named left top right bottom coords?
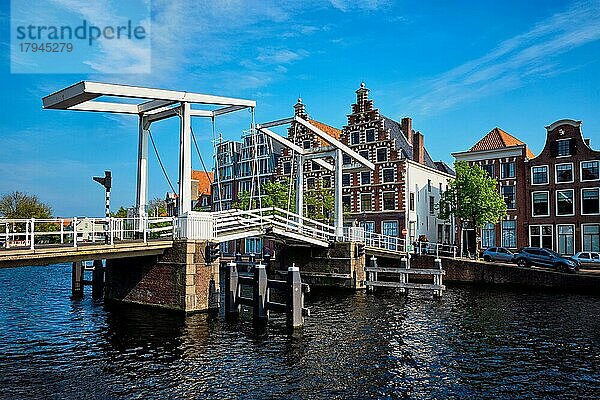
left=365, top=255, right=445, bottom=297
left=71, top=259, right=104, bottom=299
left=224, top=262, right=310, bottom=329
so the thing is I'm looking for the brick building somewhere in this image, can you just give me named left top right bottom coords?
left=274, top=84, right=454, bottom=245
left=274, top=98, right=341, bottom=220
left=453, top=128, right=535, bottom=252
left=340, top=83, right=454, bottom=244
left=525, top=119, right=600, bottom=255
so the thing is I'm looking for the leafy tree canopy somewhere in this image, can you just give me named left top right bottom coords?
left=234, top=178, right=295, bottom=211
left=438, top=161, right=507, bottom=228
left=147, top=197, right=168, bottom=217
left=0, top=191, right=53, bottom=219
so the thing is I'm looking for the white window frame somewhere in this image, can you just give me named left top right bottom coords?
left=580, top=160, right=600, bottom=182
left=556, top=138, right=572, bottom=158
left=581, top=187, right=600, bottom=215
left=555, top=189, right=575, bottom=217
left=531, top=165, right=549, bottom=185
left=556, top=224, right=575, bottom=256
left=350, top=131, right=360, bottom=145
left=529, top=224, right=553, bottom=250
left=358, top=149, right=369, bottom=161
left=555, top=162, right=574, bottom=184
left=531, top=191, right=550, bottom=217
left=501, top=220, right=517, bottom=249
left=582, top=223, right=600, bottom=252
left=381, top=220, right=399, bottom=236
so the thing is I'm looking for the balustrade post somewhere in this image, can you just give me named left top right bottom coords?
left=73, top=217, right=78, bottom=247
left=143, top=216, right=147, bottom=243
left=110, top=218, right=114, bottom=245
left=30, top=218, right=35, bottom=250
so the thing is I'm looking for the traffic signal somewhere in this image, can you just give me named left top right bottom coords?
left=93, top=170, right=112, bottom=190
left=205, top=243, right=220, bottom=264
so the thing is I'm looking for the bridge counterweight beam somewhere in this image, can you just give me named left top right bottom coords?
left=334, top=148, right=343, bottom=239
left=178, top=102, right=192, bottom=216
left=295, top=156, right=304, bottom=225
left=136, top=115, right=149, bottom=218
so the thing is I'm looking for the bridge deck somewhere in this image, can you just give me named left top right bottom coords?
left=0, top=240, right=173, bottom=268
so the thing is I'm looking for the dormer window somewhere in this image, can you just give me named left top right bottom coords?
left=555, top=139, right=574, bottom=157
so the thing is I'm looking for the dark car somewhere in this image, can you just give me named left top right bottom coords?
left=514, top=247, right=580, bottom=272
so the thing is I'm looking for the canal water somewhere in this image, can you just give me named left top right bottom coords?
left=1, top=264, right=599, bottom=399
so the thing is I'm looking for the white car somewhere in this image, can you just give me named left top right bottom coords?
left=571, top=252, right=600, bottom=268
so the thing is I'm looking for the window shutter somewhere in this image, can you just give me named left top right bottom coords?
left=570, top=138, right=577, bottom=155
left=550, top=141, right=558, bottom=157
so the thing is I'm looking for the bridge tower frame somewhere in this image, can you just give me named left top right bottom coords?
left=42, top=81, right=255, bottom=219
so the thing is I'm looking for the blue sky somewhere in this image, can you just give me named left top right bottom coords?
left=0, top=0, right=599, bottom=216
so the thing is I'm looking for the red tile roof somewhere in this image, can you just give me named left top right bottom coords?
left=469, top=127, right=535, bottom=159
left=308, top=119, right=341, bottom=146
left=191, top=170, right=213, bottom=195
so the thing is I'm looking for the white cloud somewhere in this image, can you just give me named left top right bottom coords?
left=257, top=48, right=309, bottom=64
left=329, top=0, right=389, bottom=12
left=407, top=0, right=600, bottom=114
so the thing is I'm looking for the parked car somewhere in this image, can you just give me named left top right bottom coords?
left=571, top=252, right=600, bottom=268
left=482, top=247, right=515, bottom=263
left=514, top=247, right=580, bottom=272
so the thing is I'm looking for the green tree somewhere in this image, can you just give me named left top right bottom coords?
left=437, top=161, right=507, bottom=257
left=304, top=179, right=334, bottom=223
left=111, top=206, right=128, bottom=218
left=234, top=178, right=296, bottom=211
left=147, top=197, right=167, bottom=217
left=0, top=191, right=53, bottom=218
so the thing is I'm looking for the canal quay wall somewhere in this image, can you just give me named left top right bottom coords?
left=277, top=242, right=366, bottom=289
left=105, top=240, right=220, bottom=313
left=407, top=254, right=600, bottom=294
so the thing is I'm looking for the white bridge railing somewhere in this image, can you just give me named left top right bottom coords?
left=1, top=211, right=457, bottom=257
left=343, top=227, right=458, bottom=257
left=0, top=216, right=175, bottom=250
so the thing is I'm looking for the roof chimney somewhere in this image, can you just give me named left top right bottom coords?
left=401, top=117, right=412, bottom=145
left=412, top=131, right=425, bottom=164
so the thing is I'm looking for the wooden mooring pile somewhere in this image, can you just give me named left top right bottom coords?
left=224, top=262, right=310, bottom=329
left=365, top=256, right=445, bottom=297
